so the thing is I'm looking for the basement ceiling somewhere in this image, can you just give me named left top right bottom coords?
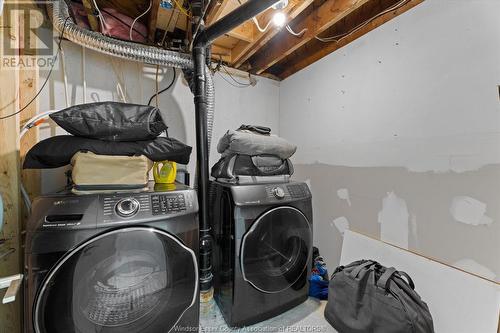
left=70, top=0, right=423, bottom=80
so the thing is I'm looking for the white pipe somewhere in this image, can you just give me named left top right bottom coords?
left=60, top=45, right=70, bottom=108
left=82, top=46, right=87, bottom=103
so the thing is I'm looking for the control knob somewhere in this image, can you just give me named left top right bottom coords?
left=115, top=198, right=140, bottom=217
left=272, top=187, right=286, bottom=199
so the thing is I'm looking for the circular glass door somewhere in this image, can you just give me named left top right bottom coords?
left=34, top=227, right=197, bottom=333
left=241, top=206, right=312, bottom=293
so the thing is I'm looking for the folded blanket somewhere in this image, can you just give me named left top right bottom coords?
left=217, top=130, right=296, bottom=159
left=24, top=135, right=191, bottom=169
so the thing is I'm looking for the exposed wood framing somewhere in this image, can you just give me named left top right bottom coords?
left=273, top=0, right=423, bottom=79
left=19, top=11, right=41, bottom=210
left=0, top=5, right=22, bottom=333
left=81, top=0, right=100, bottom=31
left=212, top=44, right=232, bottom=63
left=226, top=20, right=254, bottom=43
left=147, top=0, right=162, bottom=42
left=205, top=0, right=231, bottom=25
left=245, top=0, right=374, bottom=75
left=231, top=0, right=313, bottom=68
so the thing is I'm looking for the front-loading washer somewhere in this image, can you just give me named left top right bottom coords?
left=211, top=181, right=313, bottom=327
left=24, top=183, right=199, bottom=333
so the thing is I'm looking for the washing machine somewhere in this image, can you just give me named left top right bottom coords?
left=24, top=183, right=199, bottom=333
left=211, top=181, right=313, bottom=327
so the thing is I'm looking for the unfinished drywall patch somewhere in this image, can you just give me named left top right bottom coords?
left=378, top=192, right=409, bottom=249
left=292, top=163, right=500, bottom=281
left=332, top=216, right=350, bottom=236
left=279, top=0, right=500, bottom=174
left=453, top=259, right=496, bottom=281
left=450, top=196, right=493, bottom=226
left=337, top=188, right=352, bottom=206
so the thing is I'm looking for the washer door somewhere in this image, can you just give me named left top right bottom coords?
left=34, top=227, right=197, bottom=333
left=241, top=206, right=312, bottom=293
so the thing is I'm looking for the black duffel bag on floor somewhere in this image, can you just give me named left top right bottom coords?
left=325, top=260, right=434, bottom=333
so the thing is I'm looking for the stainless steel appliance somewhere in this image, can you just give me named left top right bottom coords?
left=24, top=183, right=199, bottom=333
left=211, top=181, right=313, bottom=327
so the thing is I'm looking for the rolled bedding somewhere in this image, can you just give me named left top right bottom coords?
left=49, top=102, right=167, bottom=142
left=24, top=135, right=192, bottom=169
left=217, top=130, right=296, bottom=159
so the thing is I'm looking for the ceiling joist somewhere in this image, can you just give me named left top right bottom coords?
left=230, top=0, right=314, bottom=68
left=243, top=0, right=374, bottom=75
left=69, top=0, right=424, bottom=80
left=274, top=0, right=424, bottom=79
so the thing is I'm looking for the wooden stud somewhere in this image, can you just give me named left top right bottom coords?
left=18, top=3, right=41, bottom=224
left=275, top=0, right=424, bottom=79
left=82, top=0, right=100, bottom=31
left=0, top=5, right=22, bottom=333
left=205, top=0, right=231, bottom=25
left=211, top=44, right=232, bottom=63
left=226, top=20, right=254, bottom=43
left=246, top=0, right=373, bottom=75
left=147, top=0, right=162, bottom=43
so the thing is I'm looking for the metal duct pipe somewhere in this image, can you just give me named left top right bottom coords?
left=49, top=0, right=219, bottom=296
left=192, top=0, right=281, bottom=295
left=48, top=0, right=216, bottom=154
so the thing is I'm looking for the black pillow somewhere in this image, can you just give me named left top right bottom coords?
left=24, top=135, right=192, bottom=169
left=49, top=102, right=167, bottom=141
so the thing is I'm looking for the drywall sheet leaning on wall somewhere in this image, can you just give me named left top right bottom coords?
left=340, top=231, right=500, bottom=333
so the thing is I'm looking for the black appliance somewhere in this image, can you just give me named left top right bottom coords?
left=211, top=181, right=313, bottom=327
left=24, top=183, right=199, bottom=333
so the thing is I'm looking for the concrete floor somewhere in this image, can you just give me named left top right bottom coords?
left=200, top=298, right=337, bottom=333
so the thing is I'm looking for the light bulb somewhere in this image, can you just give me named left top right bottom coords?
left=272, top=0, right=289, bottom=10
left=272, top=12, right=286, bottom=27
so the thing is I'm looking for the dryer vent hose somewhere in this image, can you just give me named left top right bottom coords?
left=48, top=0, right=216, bottom=152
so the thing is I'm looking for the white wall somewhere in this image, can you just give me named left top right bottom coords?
left=37, top=41, right=280, bottom=193
left=279, top=0, right=500, bottom=281
left=280, top=0, right=500, bottom=173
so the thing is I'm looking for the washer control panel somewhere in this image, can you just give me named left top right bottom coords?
left=264, top=183, right=310, bottom=202
left=287, top=184, right=309, bottom=199
left=115, top=198, right=140, bottom=217
left=151, top=193, right=186, bottom=215
left=272, top=186, right=286, bottom=199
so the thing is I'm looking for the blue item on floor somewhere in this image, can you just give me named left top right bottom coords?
left=309, top=253, right=329, bottom=300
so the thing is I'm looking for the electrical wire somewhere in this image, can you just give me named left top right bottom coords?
left=221, top=65, right=251, bottom=86
left=173, top=0, right=192, bottom=17
left=92, top=0, right=107, bottom=30
left=130, top=0, right=152, bottom=41
left=253, top=17, right=273, bottom=33
left=147, top=69, right=177, bottom=106
left=315, top=0, right=410, bottom=43
left=217, top=72, right=250, bottom=88
left=0, top=17, right=71, bottom=121
left=155, top=65, right=160, bottom=107
left=286, top=24, right=307, bottom=37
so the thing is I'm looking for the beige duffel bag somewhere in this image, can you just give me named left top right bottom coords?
left=70, top=151, right=153, bottom=193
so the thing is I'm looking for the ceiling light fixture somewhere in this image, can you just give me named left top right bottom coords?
left=271, top=0, right=289, bottom=10
left=272, top=11, right=286, bottom=27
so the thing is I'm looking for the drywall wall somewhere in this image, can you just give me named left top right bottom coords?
left=36, top=40, right=280, bottom=193
left=341, top=231, right=500, bottom=333
left=279, top=0, right=500, bottom=281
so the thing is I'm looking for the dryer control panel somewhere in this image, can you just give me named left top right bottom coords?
left=151, top=193, right=187, bottom=215
left=262, top=183, right=311, bottom=203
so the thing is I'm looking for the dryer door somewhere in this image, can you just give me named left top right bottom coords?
left=241, top=206, right=312, bottom=293
left=34, top=227, right=198, bottom=333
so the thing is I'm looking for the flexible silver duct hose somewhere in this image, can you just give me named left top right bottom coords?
left=49, top=0, right=215, bottom=154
